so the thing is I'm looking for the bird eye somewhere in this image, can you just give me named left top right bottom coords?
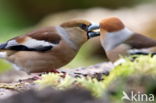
left=79, top=24, right=88, bottom=30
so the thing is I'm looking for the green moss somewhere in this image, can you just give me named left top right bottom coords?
left=35, top=55, right=156, bottom=98
left=104, top=55, right=156, bottom=86
left=77, top=77, right=105, bottom=97
left=35, top=73, right=105, bottom=97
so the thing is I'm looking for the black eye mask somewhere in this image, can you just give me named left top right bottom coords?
left=79, top=24, right=89, bottom=31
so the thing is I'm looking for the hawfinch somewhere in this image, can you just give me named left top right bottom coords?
left=0, top=19, right=99, bottom=73
left=99, top=17, right=156, bottom=62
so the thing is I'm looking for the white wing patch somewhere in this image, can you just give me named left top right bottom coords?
left=6, top=37, right=56, bottom=49
left=128, top=49, right=150, bottom=54
left=6, top=40, right=19, bottom=48
left=23, top=37, right=57, bottom=48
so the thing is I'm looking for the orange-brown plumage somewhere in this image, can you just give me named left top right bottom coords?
left=61, top=19, right=91, bottom=28
left=100, top=17, right=124, bottom=32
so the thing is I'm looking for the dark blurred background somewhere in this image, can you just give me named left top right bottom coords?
left=0, top=0, right=155, bottom=71
left=0, top=0, right=153, bottom=35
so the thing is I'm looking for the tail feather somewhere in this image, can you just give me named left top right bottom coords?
left=0, top=43, right=7, bottom=58
left=0, top=43, right=7, bottom=49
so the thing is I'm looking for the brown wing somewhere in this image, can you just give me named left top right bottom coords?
left=10, top=27, right=62, bottom=44
left=26, top=27, right=61, bottom=44
left=1, top=27, right=62, bottom=51
left=125, top=33, right=156, bottom=49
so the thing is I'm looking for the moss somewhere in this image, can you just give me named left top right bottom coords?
left=35, top=55, right=156, bottom=98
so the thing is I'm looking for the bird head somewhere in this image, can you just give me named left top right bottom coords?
left=61, top=19, right=99, bottom=39
left=99, top=17, right=133, bottom=51
left=100, top=17, right=125, bottom=33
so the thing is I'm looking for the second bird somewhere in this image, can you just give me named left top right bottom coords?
left=100, top=17, right=156, bottom=62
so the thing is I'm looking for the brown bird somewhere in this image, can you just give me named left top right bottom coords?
left=100, top=17, right=156, bottom=62
left=0, top=19, right=99, bottom=73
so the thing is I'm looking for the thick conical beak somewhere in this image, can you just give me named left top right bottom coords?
left=87, top=24, right=100, bottom=39
left=88, top=31, right=100, bottom=38
left=88, top=24, right=99, bottom=31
